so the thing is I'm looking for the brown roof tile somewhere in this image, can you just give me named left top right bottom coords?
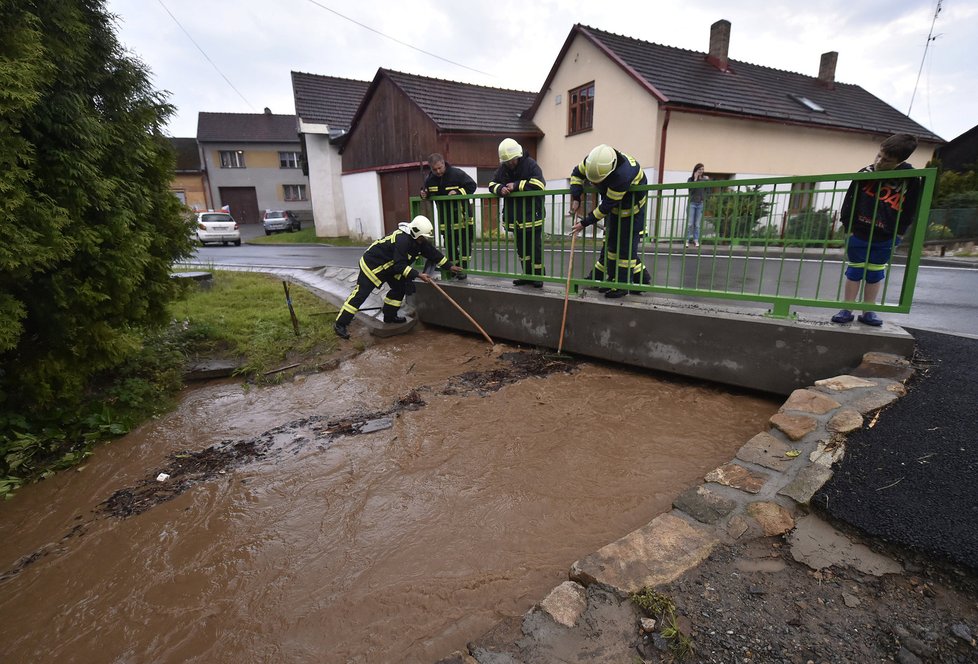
left=535, top=25, right=942, bottom=142
left=290, top=71, right=370, bottom=129
left=168, top=137, right=201, bottom=172
left=196, top=112, right=299, bottom=143
left=360, top=69, right=540, bottom=135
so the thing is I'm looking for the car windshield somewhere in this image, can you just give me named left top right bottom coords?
left=201, top=214, right=233, bottom=222
left=265, top=211, right=286, bottom=219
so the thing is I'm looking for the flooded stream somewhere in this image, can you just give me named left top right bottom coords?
left=0, top=330, right=778, bottom=663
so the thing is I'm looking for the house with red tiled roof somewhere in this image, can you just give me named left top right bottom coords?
left=294, top=68, right=541, bottom=239
left=291, top=72, right=371, bottom=236
left=531, top=22, right=942, bottom=191
left=196, top=110, right=308, bottom=226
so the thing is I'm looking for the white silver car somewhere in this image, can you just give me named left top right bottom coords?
left=262, top=209, right=301, bottom=235
left=195, top=212, right=241, bottom=246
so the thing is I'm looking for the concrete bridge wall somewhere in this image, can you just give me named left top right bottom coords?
left=412, top=283, right=914, bottom=396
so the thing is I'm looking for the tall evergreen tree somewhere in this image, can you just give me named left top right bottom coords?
left=0, top=0, right=193, bottom=413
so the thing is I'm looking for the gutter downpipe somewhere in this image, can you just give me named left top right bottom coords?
left=655, top=108, right=671, bottom=237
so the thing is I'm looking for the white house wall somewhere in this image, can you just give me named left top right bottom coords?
left=300, top=121, right=349, bottom=237
left=533, top=34, right=661, bottom=181
left=342, top=171, right=384, bottom=240
left=664, top=112, right=939, bottom=178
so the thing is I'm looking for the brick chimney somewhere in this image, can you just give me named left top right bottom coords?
left=706, top=19, right=731, bottom=72
left=818, top=51, right=838, bottom=88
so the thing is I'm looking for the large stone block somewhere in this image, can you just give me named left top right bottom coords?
left=737, top=432, right=795, bottom=471
left=780, top=389, right=841, bottom=414
left=570, top=512, right=718, bottom=594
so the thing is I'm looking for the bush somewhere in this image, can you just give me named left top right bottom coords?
left=784, top=207, right=836, bottom=241
left=926, top=223, right=955, bottom=240
left=705, top=185, right=771, bottom=241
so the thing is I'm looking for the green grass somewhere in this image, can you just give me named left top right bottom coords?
left=248, top=227, right=371, bottom=246
left=170, top=271, right=342, bottom=377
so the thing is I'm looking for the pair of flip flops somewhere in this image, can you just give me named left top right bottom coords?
left=831, top=310, right=883, bottom=327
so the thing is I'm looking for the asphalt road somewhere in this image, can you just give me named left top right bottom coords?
left=183, top=230, right=978, bottom=338
left=815, top=328, right=978, bottom=571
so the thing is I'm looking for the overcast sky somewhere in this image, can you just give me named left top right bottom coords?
left=105, top=0, right=974, bottom=143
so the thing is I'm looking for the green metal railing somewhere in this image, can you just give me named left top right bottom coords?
left=411, top=168, right=936, bottom=318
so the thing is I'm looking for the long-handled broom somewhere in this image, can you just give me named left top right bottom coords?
left=546, top=227, right=578, bottom=360
left=426, top=278, right=495, bottom=347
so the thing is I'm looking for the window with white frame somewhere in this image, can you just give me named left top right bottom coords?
left=279, top=151, right=301, bottom=169
left=219, top=150, right=245, bottom=168
left=283, top=184, right=307, bottom=201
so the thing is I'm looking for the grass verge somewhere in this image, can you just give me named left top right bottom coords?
left=248, top=227, right=371, bottom=246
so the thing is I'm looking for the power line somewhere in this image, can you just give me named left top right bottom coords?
left=302, top=0, right=493, bottom=78
left=155, top=0, right=256, bottom=111
left=908, top=0, right=942, bottom=116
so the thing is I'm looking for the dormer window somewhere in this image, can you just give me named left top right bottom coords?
left=789, top=94, right=825, bottom=113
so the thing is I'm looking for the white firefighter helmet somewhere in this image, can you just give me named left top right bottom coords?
left=584, top=144, right=617, bottom=183
left=407, top=215, right=434, bottom=239
left=498, top=138, right=523, bottom=163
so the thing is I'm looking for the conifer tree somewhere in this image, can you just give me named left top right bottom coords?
left=0, top=0, right=193, bottom=412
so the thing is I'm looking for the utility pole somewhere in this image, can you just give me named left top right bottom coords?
left=908, top=0, right=943, bottom=116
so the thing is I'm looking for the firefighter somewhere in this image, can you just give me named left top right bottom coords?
left=489, top=138, right=547, bottom=288
left=419, top=153, right=476, bottom=278
left=333, top=216, right=462, bottom=339
left=569, top=144, right=652, bottom=298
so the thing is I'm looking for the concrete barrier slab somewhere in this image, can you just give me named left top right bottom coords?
left=411, top=281, right=915, bottom=395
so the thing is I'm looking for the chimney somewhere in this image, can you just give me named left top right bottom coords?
left=264, top=107, right=272, bottom=115
left=706, top=19, right=731, bottom=72
left=818, top=51, right=838, bottom=88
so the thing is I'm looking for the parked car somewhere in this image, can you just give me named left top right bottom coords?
left=194, top=211, right=241, bottom=246
left=262, top=209, right=301, bottom=235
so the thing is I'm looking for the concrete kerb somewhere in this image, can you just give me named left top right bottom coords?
left=444, top=351, right=916, bottom=663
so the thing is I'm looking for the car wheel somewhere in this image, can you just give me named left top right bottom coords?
left=295, top=223, right=302, bottom=231
left=234, top=239, right=241, bottom=246
left=287, top=226, right=295, bottom=233
left=265, top=230, right=272, bottom=236
left=223, top=241, right=228, bottom=246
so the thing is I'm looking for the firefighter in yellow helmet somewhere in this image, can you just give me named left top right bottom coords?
left=489, top=138, right=547, bottom=287
left=569, top=144, right=652, bottom=298
left=333, top=216, right=462, bottom=339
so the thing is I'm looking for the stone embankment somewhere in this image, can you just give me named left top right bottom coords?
left=438, top=351, right=916, bottom=663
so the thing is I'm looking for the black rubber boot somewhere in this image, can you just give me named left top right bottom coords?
left=384, top=315, right=408, bottom=324
left=333, top=322, right=350, bottom=339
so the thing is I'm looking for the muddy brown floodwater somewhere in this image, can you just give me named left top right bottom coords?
left=0, top=329, right=778, bottom=663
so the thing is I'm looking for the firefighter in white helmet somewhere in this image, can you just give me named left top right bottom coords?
left=333, top=215, right=462, bottom=339
left=420, top=152, right=477, bottom=279
left=569, top=145, right=652, bottom=298
left=489, top=138, right=547, bottom=287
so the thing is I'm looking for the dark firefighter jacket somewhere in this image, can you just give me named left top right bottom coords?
left=423, top=163, right=477, bottom=231
left=359, top=229, right=451, bottom=287
left=489, top=155, right=546, bottom=228
left=840, top=163, right=922, bottom=243
left=570, top=148, right=648, bottom=228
